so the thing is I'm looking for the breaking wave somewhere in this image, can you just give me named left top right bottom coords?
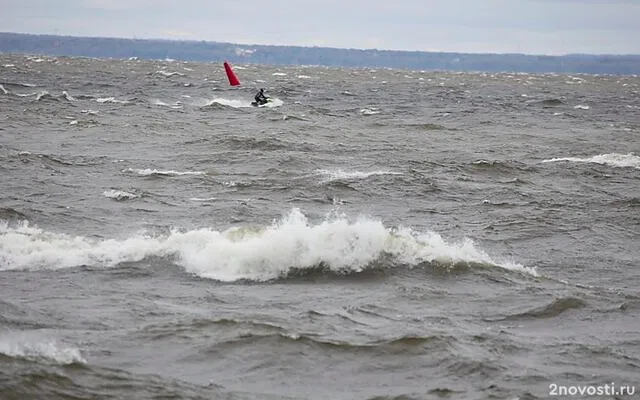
left=316, top=169, right=402, bottom=183
left=0, top=333, right=85, bottom=365
left=0, top=209, right=535, bottom=280
left=103, top=189, right=140, bottom=201
left=542, top=153, right=640, bottom=170
left=122, top=168, right=206, bottom=176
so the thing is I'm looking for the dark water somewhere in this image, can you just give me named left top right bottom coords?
left=1, top=54, right=639, bottom=399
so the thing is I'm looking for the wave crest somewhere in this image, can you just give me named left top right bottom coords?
left=0, top=209, right=535, bottom=280
left=542, top=153, right=640, bottom=170
left=0, top=334, right=85, bottom=365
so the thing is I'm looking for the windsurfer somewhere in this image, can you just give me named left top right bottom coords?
left=254, top=88, right=268, bottom=105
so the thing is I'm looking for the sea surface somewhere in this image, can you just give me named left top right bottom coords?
left=0, top=54, right=639, bottom=400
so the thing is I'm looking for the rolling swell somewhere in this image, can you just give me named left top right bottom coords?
left=488, top=297, right=587, bottom=322
left=0, top=361, right=269, bottom=400
left=0, top=299, right=54, bottom=330
left=401, top=122, right=450, bottom=131
left=215, top=135, right=303, bottom=152
left=466, top=159, right=537, bottom=176
left=270, top=257, right=525, bottom=283
left=134, top=317, right=284, bottom=341
left=532, top=98, right=565, bottom=108
left=203, top=331, right=453, bottom=357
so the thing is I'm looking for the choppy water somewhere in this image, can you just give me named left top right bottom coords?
left=1, top=54, right=639, bottom=400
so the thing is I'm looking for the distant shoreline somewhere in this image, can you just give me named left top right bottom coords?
left=1, top=32, right=639, bottom=75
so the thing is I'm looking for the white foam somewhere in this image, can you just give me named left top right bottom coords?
left=35, top=91, right=50, bottom=101
left=542, top=153, right=640, bottom=169
left=0, top=221, right=166, bottom=271
left=258, top=98, right=284, bottom=108
left=360, top=108, right=381, bottom=115
left=272, top=72, right=287, bottom=76
left=573, top=104, right=590, bottom=110
left=103, top=190, right=139, bottom=200
left=156, top=70, right=185, bottom=77
left=122, top=168, right=205, bottom=176
left=95, top=97, right=129, bottom=104
left=0, top=333, right=85, bottom=365
left=8, top=82, right=36, bottom=87
left=62, top=91, right=76, bottom=101
left=151, top=99, right=183, bottom=109
left=0, top=209, right=536, bottom=280
left=0, top=85, right=7, bottom=95
left=156, top=71, right=184, bottom=77
left=205, top=98, right=248, bottom=108
left=566, top=76, right=585, bottom=84
left=206, top=97, right=283, bottom=108
left=316, top=169, right=402, bottom=183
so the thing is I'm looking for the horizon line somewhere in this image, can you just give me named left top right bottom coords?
left=2, top=31, right=639, bottom=59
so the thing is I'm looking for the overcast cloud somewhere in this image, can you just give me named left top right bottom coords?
left=2, top=0, right=639, bottom=55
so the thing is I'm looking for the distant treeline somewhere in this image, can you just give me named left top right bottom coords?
left=1, top=32, right=639, bottom=75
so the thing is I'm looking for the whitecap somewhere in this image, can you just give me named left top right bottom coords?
left=360, top=108, right=381, bottom=115
left=95, top=97, right=129, bottom=104
left=103, top=189, right=139, bottom=200
left=0, top=334, right=86, bottom=365
left=35, top=91, right=51, bottom=101
left=151, top=99, right=183, bottom=109
left=316, top=168, right=402, bottom=183
left=62, top=91, right=76, bottom=101
left=122, top=168, right=205, bottom=176
left=190, top=197, right=217, bottom=202
left=0, top=210, right=536, bottom=279
left=156, top=70, right=185, bottom=77
left=542, top=153, right=640, bottom=169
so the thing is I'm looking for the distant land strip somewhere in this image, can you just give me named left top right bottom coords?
left=1, top=32, right=639, bottom=75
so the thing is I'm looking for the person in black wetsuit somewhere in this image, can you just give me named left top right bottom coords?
left=254, top=88, right=268, bottom=105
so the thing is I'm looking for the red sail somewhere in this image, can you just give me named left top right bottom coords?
left=223, top=61, right=240, bottom=86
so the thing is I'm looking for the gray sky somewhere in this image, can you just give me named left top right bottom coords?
left=2, top=0, right=639, bottom=55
